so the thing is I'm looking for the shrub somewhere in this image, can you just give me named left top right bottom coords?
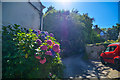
left=43, top=10, right=93, bottom=57
left=2, top=24, right=64, bottom=78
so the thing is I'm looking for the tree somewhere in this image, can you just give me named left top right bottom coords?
left=45, top=6, right=55, bottom=13
left=72, top=8, right=79, bottom=14
left=117, top=24, right=120, bottom=41
left=107, top=24, right=119, bottom=40
left=43, top=9, right=98, bottom=56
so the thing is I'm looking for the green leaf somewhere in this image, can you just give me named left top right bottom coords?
left=29, top=28, right=33, bottom=33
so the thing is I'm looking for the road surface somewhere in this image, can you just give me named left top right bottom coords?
left=62, top=54, right=120, bottom=79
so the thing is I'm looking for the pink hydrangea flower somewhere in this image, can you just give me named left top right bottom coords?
left=50, top=33, right=54, bottom=37
left=47, top=40, right=52, bottom=45
left=49, top=73, right=52, bottom=76
left=52, top=44, right=60, bottom=52
left=35, top=56, right=41, bottom=59
left=45, top=51, right=52, bottom=56
left=45, top=31, right=48, bottom=35
left=41, top=45, right=47, bottom=50
left=39, top=57, right=46, bottom=64
left=36, top=39, right=42, bottom=46
left=37, top=30, right=41, bottom=35
left=56, top=49, right=60, bottom=53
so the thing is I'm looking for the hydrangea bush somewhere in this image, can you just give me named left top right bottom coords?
left=2, top=24, right=64, bottom=78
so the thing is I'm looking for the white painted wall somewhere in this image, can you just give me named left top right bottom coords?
left=118, top=32, right=120, bottom=41
left=2, top=2, right=41, bottom=30
left=0, top=2, right=2, bottom=27
left=0, top=2, right=2, bottom=79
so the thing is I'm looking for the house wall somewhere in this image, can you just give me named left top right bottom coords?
left=0, top=2, right=2, bottom=27
left=118, top=32, right=120, bottom=41
left=2, top=2, right=41, bottom=30
left=0, top=2, right=2, bottom=79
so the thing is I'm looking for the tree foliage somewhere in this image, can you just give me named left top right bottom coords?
left=43, top=8, right=100, bottom=56
left=45, top=6, right=55, bottom=14
left=107, top=24, right=120, bottom=40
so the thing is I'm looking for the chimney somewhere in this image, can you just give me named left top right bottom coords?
left=95, top=25, right=98, bottom=28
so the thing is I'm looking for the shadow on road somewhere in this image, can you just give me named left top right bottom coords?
left=63, top=54, right=120, bottom=79
left=104, top=63, right=120, bottom=72
left=75, top=60, right=111, bottom=79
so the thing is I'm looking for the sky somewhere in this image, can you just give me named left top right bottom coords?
left=41, top=2, right=119, bottom=28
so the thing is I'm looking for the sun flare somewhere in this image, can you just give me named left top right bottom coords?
left=57, top=0, right=71, bottom=2
left=56, top=0, right=71, bottom=8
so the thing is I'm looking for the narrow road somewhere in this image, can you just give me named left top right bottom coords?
left=62, top=54, right=120, bottom=79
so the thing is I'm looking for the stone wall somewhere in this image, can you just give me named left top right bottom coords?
left=86, top=44, right=106, bottom=60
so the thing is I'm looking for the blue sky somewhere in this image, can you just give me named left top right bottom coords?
left=41, top=2, right=118, bottom=28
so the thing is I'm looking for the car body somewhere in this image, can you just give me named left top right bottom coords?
left=100, top=43, right=120, bottom=65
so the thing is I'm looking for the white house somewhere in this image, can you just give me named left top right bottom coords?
left=2, top=1, right=45, bottom=30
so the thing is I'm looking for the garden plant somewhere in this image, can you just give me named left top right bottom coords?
left=2, top=24, right=64, bottom=78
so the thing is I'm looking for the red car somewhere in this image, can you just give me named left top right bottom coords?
left=100, top=43, right=120, bottom=66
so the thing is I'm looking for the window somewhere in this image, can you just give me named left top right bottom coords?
left=105, top=46, right=117, bottom=52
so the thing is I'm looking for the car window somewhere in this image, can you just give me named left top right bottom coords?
left=105, top=46, right=117, bottom=52
left=105, top=47, right=110, bottom=52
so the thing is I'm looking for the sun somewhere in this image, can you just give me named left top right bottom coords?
left=57, top=0, right=71, bottom=2
left=57, top=0, right=71, bottom=8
